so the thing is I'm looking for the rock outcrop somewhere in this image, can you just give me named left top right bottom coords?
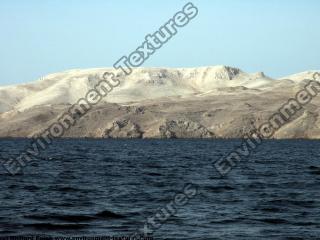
left=103, top=119, right=143, bottom=138
left=159, top=119, right=214, bottom=138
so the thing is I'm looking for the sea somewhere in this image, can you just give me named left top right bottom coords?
left=0, top=139, right=319, bottom=240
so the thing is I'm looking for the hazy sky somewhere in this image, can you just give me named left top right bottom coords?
left=0, top=0, right=319, bottom=85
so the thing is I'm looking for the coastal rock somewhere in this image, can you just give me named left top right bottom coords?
left=159, top=119, right=214, bottom=138
left=103, top=119, right=143, bottom=138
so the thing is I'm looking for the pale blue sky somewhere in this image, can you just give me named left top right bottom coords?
left=0, top=0, right=319, bottom=85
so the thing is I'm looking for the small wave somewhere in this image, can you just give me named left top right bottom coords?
left=47, top=201, right=93, bottom=207
left=210, top=218, right=243, bottom=224
left=258, top=218, right=288, bottom=224
left=24, top=223, right=89, bottom=230
left=24, top=214, right=96, bottom=222
left=57, top=186, right=80, bottom=192
left=23, top=185, right=40, bottom=191
left=205, top=185, right=235, bottom=192
left=57, top=172, right=77, bottom=179
left=95, top=210, right=125, bottom=219
left=0, top=230, right=16, bottom=234
left=267, top=199, right=316, bottom=208
left=291, top=221, right=318, bottom=226
left=308, top=166, right=320, bottom=170
left=145, top=172, right=163, bottom=176
left=48, top=186, right=84, bottom=192
left=257, top=207, right=283, bottom=213
left=309, top=170, right=320, bottom=175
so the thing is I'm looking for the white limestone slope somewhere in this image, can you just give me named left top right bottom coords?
left=280, top=71, right=320, bottom=82
left=0, top=66, right=318, bottom=113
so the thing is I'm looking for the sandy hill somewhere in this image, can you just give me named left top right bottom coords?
left=0, top=66, right=319, bottom=139
left=0, top=66, right=281, bottom=113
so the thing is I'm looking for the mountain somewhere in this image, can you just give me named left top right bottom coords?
left=0, top=66, right=319, bottom=138
left=0, top=66, right=276, bottom=112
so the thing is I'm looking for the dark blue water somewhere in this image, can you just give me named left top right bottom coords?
left=0, top=139, right=320, bottom=239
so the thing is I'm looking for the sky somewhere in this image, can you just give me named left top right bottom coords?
left=0, top=0, right=319, bottom=86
